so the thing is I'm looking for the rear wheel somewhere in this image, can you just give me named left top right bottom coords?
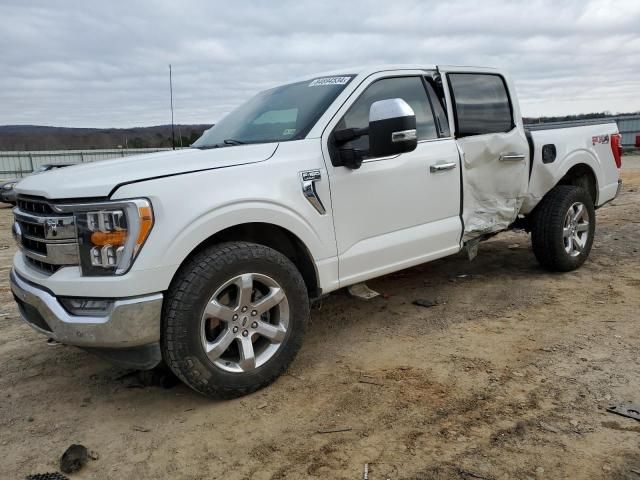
left=531, top=185, right=595, bottom=272
left=162, top=242, right=309, bottom=399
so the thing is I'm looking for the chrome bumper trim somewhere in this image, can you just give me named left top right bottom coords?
left=21, top=242, right=79, bottom=265
left=10, top=269, right=162, bottom=348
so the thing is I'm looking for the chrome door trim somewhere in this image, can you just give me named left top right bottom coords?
left=499, top=153, right=526, bottom=162
left=391, top=129, right=418, bottom=143
left=430, top=162, right=457, bottom=173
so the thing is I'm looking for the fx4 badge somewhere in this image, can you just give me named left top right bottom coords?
left=301, top=170, right=322, bottom=182
left=592, top=135, right=609, bottom=145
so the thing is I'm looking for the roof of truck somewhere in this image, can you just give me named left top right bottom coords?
left=303, top=64, right=437, bottom=80
left=299, top=64, right=502, bottom=82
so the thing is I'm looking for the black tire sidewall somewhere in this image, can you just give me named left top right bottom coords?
left=162, top=242, right=309, bottom=398
left=532, top=186, right=596, bottom=272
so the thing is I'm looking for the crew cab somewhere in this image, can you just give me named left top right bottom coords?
left=10, top=65, right=623, bottom=398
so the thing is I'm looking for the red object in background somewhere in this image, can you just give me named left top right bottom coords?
left=610, top=133, right=623, bottom=169
left=635, top=134, right=640, bottom=149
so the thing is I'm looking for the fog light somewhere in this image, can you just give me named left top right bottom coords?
left=59, top=297, right=114, bottom=316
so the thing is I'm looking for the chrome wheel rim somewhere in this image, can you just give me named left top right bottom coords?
left=563, top=202, right=590, bottom=257
left=201, top=273, right=289, bottom=373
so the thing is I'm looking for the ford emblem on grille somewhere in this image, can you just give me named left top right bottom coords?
left=46, top=218, right=59, bottom=237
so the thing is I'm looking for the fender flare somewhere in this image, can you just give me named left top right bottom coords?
left=555, top=149, right=600, bottom=192
left=524, top=148, right=601, bottom=213
left=159, top=200, right=331, bottom=275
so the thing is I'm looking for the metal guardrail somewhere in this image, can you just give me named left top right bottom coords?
left=0, top=148, right=173, bottom=179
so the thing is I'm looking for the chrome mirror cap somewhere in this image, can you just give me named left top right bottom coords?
left=369, top=98, right=415, bottom=122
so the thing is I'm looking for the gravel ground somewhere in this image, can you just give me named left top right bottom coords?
left=1, top=156, right=639, bottom=480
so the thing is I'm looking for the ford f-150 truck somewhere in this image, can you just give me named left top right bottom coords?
left=10, top=65, right=623, bottom=398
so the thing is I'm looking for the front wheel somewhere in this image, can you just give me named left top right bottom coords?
left=530, top=185, right=596, bottom=272
left=162, top=242, right=309, bottom=399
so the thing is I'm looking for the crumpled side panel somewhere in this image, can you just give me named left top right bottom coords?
left=462, top=196, right=523, bottom=241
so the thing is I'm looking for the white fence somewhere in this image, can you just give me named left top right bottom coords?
left=0, top=148, right=173, bottom=179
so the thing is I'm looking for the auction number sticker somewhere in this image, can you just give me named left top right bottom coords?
left=309, top=76, right=351, bottom=87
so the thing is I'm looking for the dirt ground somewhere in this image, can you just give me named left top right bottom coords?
left=1, top=157, right=639, bottom=480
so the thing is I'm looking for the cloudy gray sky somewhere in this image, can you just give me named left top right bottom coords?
left=1, top=0, right=639, bottom=128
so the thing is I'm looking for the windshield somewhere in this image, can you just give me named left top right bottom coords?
left=192, top=75, right=354, bottom=148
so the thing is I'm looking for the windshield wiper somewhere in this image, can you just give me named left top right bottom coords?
left=195, top=144, right=222, bottom=150
left=195, top=139, right=253, bottom=150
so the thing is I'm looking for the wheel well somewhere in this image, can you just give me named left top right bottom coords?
left=558, top=164, right=597, bottom=205
left=184, top=223, right=320, bottom=298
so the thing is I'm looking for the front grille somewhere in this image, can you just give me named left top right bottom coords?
left=25, top=256, right=62, bottom=274
left=14, top=195, right=78, bottom=275
left=17, top=196, right=57, bottom=215
left=21, top=236, right=48, bottom=254
left=20, top=221, right=45, bottom=238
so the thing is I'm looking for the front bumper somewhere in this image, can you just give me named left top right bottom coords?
left=10, top=269, right=163, bottom=366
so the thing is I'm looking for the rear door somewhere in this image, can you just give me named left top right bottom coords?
left=439, top=67, right=530, bottom=241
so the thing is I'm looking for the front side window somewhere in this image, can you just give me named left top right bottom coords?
left=193, top=75, right=353, bottom=148
left=335, top=76, right=439, bottom=152
left=448, top=73, right=513, bottom=136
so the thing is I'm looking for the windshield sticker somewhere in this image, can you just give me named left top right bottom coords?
left=283, top=128, right=296, bottom=136
left=308, top=76, right=351, bottom=87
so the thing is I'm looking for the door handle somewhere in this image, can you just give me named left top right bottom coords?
left=430, top=162, right=457, bottom=173
left=499, top=153, right=526, bottom=162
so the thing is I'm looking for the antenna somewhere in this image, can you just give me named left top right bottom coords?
left=169, top=64, right=176, bottom=150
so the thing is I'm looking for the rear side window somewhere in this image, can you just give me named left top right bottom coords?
left=448, top=73, right=513, bottom=136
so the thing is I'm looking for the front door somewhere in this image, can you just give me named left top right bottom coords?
left=321, top=72, right=462, bottom=287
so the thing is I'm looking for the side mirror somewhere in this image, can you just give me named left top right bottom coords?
left=368, top=98, right=418, bottom=158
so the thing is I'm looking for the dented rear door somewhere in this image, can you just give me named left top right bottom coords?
left=439, top=66, right=529, bottom=241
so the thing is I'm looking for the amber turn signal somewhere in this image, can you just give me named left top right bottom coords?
left=136, top=206, right=153, bottom=248
left=90, top=230, right=127, bottom=246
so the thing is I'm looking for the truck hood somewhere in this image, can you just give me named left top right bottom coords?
left=15, top=143, right=279, bottom=199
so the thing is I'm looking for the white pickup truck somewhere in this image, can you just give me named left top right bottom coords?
left=10, top=65, right=623, bottom=398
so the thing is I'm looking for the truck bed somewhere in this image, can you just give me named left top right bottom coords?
left=522, top=121, right=620, bottom=214
left=526, top=118, right=618, bottom=131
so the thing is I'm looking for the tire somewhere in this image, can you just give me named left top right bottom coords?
left=162, top=241, right=309, bottom=399
left=531, top=185, right=596, bottom=272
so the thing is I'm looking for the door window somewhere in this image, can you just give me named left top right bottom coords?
left=335, top=76, right=438, bottom=152
left=424, top=80, right=451, bottom=137
left=448, top=73, right=513, bottom=136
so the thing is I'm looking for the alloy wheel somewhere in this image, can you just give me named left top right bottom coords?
left=200, top=273, right=289, bottom=373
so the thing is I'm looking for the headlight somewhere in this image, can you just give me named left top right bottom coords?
left=63, top=199, right=154, bottom=276
left=3, top=182, right=16, bottom=190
